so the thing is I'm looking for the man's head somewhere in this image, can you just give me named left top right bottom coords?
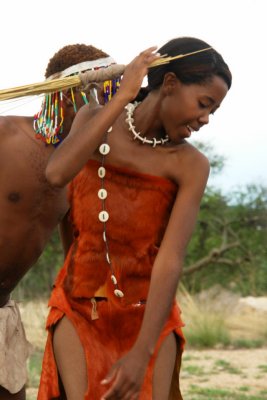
left=34, top=44, right=120, bottom=145
left=45, top=44, right=109, bottom=79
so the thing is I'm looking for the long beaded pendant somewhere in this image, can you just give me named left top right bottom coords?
left=98, top=127, right=124, bottom=298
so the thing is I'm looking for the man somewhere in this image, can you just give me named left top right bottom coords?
left=0, top=44, right=119, bottom=400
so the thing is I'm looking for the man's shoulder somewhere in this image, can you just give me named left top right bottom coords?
left=0, top=115, right=19, bottom=133
left=0, top=116, right=14, bottom=144
left=0, top=115, right=11, bottom=130
left=0, top=115, right=33, bottom=139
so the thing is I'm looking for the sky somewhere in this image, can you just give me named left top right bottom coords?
left=1, top=0, right=266, bottom=193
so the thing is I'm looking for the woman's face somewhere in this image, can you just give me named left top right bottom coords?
left=159, top=75, right=228, bottom=144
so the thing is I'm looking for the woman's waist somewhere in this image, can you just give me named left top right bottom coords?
left=60, top=240, right=158, bottom=303
left=64, top=255, right=153, bottom=286
left=61, top=270, right=152, bottom=306
left=69, top=239, right=159, bottom=268
left=70, top=225, right=160, bottom=254
left=49, top=285, right=182, bottom=331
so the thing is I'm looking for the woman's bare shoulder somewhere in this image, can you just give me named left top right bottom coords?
left=170, top=141, right=210, bottom=185
left=184, top=141, right=209, bottom=166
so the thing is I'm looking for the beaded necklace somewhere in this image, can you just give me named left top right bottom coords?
left=125, top=101, right=169, bottom=147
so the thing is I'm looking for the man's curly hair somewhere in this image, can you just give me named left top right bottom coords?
left=45, top=44, right=109, bottom=78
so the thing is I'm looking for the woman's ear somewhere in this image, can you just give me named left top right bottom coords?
left=162, top=72, right=180, bottom=95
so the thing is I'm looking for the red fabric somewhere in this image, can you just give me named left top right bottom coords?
left=37, top=160, right=185, bottom=399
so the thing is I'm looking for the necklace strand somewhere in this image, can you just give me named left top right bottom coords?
left=125, top=102, right=169, bottom=147
left=98, top=127, right=124, bottom=298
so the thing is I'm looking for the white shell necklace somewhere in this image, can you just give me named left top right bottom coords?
left=98, top=127, right=124, bottom=298
left=125, top=101, right=169, bottom=147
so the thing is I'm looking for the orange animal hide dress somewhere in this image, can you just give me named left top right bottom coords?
left=37, top=159, right=185, bottom=400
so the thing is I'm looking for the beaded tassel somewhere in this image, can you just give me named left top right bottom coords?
left=70, top=88, right=77, bottom=113
left=34, top=69, right=121, bottom=145
left=33, top=91, right=64, bottom=145
left=34, top=89, right=84, bottom=146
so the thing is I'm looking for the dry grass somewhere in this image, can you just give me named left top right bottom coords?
left=177, top=285, right=231, bottom=348
left=226, top=306, right=267, bottom=342
left=177, top=285, right=267, bottom=348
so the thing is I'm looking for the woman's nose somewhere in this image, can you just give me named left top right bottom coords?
left=199, top=112, right=210, bottom=125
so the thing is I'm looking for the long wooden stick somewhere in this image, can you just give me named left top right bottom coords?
left=0, top=47, right=212, bottom=101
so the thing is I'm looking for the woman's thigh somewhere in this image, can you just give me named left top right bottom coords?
left=53, top=316, right=88, bottom=400
left=152, top=332, right=178, bottom=400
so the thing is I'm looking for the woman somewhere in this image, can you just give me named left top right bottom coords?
left=38, top=37, right=232, bottom=400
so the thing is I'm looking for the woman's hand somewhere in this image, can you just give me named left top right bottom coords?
left=117, top=46, right=160, bottom=103
left=100, top=346, right=150, bottom=400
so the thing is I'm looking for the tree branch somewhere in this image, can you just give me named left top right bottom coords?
left=183, top=241, right=240, bottom=276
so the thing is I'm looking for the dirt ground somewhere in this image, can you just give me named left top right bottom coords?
left=26, top=348, right=267, bottom=399
left=180, top=348, right=267, bottom=398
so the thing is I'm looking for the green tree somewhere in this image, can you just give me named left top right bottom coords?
left=183, top=142, right=267, bottom=295
left=13, top=230, right=64, bottom=300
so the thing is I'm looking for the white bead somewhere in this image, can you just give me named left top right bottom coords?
left=107, top=126, right=112, bottom=133
left=106, top=252, right=111, bottom=264
left=114, top=289, right=124, bottom=298
left=111, top=275, right=117, bottom=285
left=98, top=210, right=109, bottom=222
left=103, top=231, right=107, bottom=242
left=99, top=143, right=110, bottom=155
left=98, top=167, right=106, bottom=178
left=98, top=188, right=107, bottom=199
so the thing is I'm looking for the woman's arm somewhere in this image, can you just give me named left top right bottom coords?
left=45, top=47, right=159, bottom=188
left=134, top=153, right=210, bottom=354
left=101, top=150, right=210, bottom=400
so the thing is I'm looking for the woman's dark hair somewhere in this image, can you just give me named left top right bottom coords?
left=136, top=37, right=232, bottom=101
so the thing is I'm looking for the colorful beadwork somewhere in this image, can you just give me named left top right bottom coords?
left=103, top=78, right=121, bottom=103
left=34, top=60, right=121, bottom=146
left=34, top=91, right=64, bottom=145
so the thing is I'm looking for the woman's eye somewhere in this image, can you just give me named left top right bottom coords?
left=199, top=101, right=208, bottom=109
